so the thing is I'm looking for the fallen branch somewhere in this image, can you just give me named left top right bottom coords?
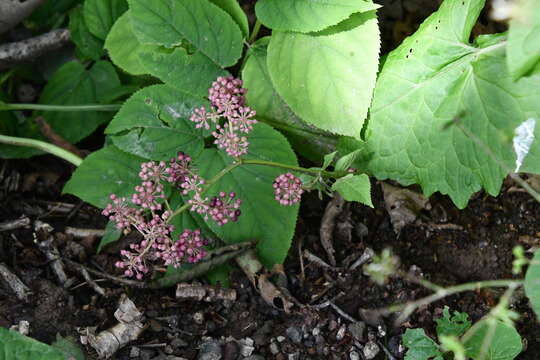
left=0, top=29, right=71, bottom=70
left=176, top=283, right=236, bottom=302
left=0, top=215, right=30, bottom=232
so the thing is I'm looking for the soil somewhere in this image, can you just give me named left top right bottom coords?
left=0, top=154, right=539, bottom=360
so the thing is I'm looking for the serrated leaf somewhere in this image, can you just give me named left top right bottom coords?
left=84, top=0, right=128, bottom=40
left=0, top=327, right=64, bottom=360
left=436, top=306, right=472, bottom=337
left=105, top=11, right=157, bottom=75
left=138, top=47, right=228, bottom=98
left=97, top=221, right=122, bottom=253
left=464, top=320, right=522, bottom=360
left=63, top=146, right=144, bottom=208
left=38, top=61, right=120, bottom=143
left=525, top=248, right=540, bottom=322
left=365, top=0, right=540, bottom=208
left=105, top=84, right=205, bottom=160
left=507, top=0, right=540, bottom=79
left=129, top=0, right=243, bottom=67
left=402, top=328, right=444, bottom=360
left=331, top=174, right=372, bottom=207
left=335, top=148, right=364, bottom=172
left=69, top=5, right=104, bottom=60
left=196, top=123, right=299, bottom=267
left=208, top=0, right=249, bottom=38
left=255, top=0, right=379, bottom=33
left=267, top=10, right=380, bottom=137
left=242, top=37, right=337, bottom=162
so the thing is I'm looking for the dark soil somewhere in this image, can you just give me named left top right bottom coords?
left=1, top=154, right=539, bottom=360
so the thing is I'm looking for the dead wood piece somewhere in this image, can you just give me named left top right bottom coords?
left=35, top=117, right=86, bottom=158
left=349, top=247, right=374, bottom=271
left=0, top=263, right=32, bottom=301
left=236, top=249, right=297, bottom=313
left=81, top=295, right=145, bottom=359
left=320, top=193, right=345, bottom=266
left=0, top=0, right=46, bottom=34
left=79, top=268, right=107, bottom=297
left=381, top=182, right=431, bottom=235
left=0, top=28, right=71, bottom=70
left=64, top=227, right=106, bottom=238
left=176, top=283, right=236, bottom=302
left=303, top=249, right=338, bottom=270
left=34, top=221, right=69, bottom=285
left=0, top=215, right=30, bottom=232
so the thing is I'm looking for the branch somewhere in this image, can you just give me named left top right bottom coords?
left=0, top=29, right=71, bottom=70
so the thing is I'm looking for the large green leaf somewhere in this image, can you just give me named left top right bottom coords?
left=105, top=11, right=157, bottom=75
left=402, top=328, right=443, bottom=360
left=105, top=85, right=206, bottom=160
left=196, top=123, right=299, bottom=267
left=0, top=327, right=64, bottom=360
left=525, top=248, right=540, bottom=322
left=255, top=0, right=379, bottom=33
left=63, top=145, right=144, bottom=208
left=364, top=0, right=540, bottom=208
left=208, top=0, right=249, bottom=38
left=507, top=0, right=540, bottom=79
left=84, top=0, right=128, bottom=40
left=267, top=10, right=380, bottom=137
left=128, top=0, right=243, bottom=67
left=464, top=320, right=522, bottom=360
left=138, top=47, right=228, bottom=98
left=38, top=61, right=120, bottom=143
left=242, top=37, right=337, bottom=162
left=69, top=5, right=103, bottom=60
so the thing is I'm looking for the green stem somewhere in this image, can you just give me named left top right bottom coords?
left=248, top=20, right=262, bottom=44
left=0, top=134, right=82, bottom=166
left=386, top=279, right=523, bottom=324
left=239, top=158, right=349, bottom=178
left=0, top=103, right=121, bottom=112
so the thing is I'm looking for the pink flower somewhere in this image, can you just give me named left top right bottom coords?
left=273, top=173, right=304, bottom=206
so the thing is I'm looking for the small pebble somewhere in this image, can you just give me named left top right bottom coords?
left=193, top=311, right=205, bottom=325
left=363, top=341, right=380, bottom=360
left=277, top=336, right=286, bottom=343
left=286, top=327, right=302, bottom=344
left=269, top=342, right=280, bottom=355
left=238, top=339, right=255, bottom=357
left=348, top=322, right=366, bottom=342
left=288, top=352, right=299, bottom=360
left=312, top=328, right=320, bottom=336
left=350, top=350, right=360, bottom=360
left=335, top=324, right=346, bottom=341
left=198, top=339, right=222, bottom=360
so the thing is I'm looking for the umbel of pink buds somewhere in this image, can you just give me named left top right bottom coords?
left=190, top=76, right=257, bottom=158
left=273, top=173, right=304, bottom=206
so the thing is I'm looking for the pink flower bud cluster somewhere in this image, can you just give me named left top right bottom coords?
left=273, top=173, right=304, bottom=206
left=190, top=76, right=257, bottom=158
left=102, top=151, right=243, bottom=279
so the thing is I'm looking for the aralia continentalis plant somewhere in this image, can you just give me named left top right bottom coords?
left=101, top=76, right=369, bottom=279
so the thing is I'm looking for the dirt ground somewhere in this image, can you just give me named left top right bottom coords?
left=0, top=154, right=539, bottom=360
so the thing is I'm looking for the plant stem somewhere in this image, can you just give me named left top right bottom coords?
left=239, top=158, right=349, bottom=178
left=0, top=103, right=121, bottom=112
left=0, top=134, right=82, bottom=166
left=385, top=279, right=523, bottom=325
left=248, top=20, right=262, bottom=44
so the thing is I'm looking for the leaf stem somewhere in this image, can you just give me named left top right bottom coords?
left=248, top=20, right=262, bottom=44
left=239, top=158, right=349, bottom=178
left=0, top=134, right=82, bottom=166
left=0, top=103, right=121, bottom=112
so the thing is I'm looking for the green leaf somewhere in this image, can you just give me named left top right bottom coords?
left=0, top=107, right=44, bottom=158
left=267, top=10, right=380, bottom=137
left=138, top=47, right=228, bottom=98
left=105, top=85, right=205, bottom=160
left=525, top=248, right=540, bottom=321
left=256, top=0, right=379, bottom=32
left=402, top=328, right=444, bottom=360
left=241, top=37, right=338, bottom=162
left=97, top=221, right=122, bottom=253
left=63, top=146, right=144, bottom=208
left=322, top=151, right=337, bottom=170
left=129, top=0, right=243, bottom=67
left=507, top=0, right=540, bottom=79
left=196, top=123, right=299, bottom=267
left=0, top=327, right=64, bottom=360
left=105, top=11, right=157, bottom=75
left=208, top=0, right=249, bottom=38
left=335, top=148, right=364, bottom=172
left=435, top=306, right=472, bottom=337
left=84, top=0, right=128, bottom=40
left=331, top=174, right=372, bottom=207
left=38, top=61, right=120, bottom=143
left=464, top=320, right=522, bottom=360
left=365, top=0, right=540, bottom=208
left=69, top=5, right=104, bottom=60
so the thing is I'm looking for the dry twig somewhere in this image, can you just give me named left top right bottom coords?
left=320, top=193, right=345, bottom=266
left=0, top=215, right=30, bottom=232
left=176, top=283, right=236, bottom=302
left=0, top=263, right=32, bottom=301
